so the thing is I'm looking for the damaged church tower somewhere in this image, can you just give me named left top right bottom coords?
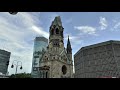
left=39, top=16, right=73, bottom=78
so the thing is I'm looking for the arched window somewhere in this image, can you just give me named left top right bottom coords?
left=51, top=29, right=54, bottom=35
left=56, top=28, right=59, bottom=34
left=62, top=65, right=67, bottom=75
left=46, top=72, right=48, bottom=78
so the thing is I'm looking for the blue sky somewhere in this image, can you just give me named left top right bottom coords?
left=0, top=12, right=120, bottom=75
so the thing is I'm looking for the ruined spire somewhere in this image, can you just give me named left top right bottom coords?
left=51, top=16, right=62, bottom=26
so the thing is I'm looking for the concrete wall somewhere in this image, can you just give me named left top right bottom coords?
left=74, top=41, right=120, bottom=78
left=0, top=50, right=10, bottom=74
left=40, top=60, right=73, bottom=78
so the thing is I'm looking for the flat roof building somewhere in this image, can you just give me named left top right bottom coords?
left=0, top=49, right=11, bottom=75
left=74, top=40, right=120, bottom=78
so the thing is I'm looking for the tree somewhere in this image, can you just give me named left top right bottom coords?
left=9, top=73, right=32, bottom=78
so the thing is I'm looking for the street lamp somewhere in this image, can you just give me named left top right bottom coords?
left=11, top=60, right=23, bottom=74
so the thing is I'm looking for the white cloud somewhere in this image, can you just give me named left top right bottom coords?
left=112, top=19, right=117, bottom=23
left=64, top=33, right=80, bottom=40
left=65, top=18, right=73, bottom=24
left=113, top=22, right=120, bottom=30
left=110, top=18, right=120, bottom=31
left=64, top=33, right=84, bottom=54
left=32, top=26, right=49, bottom=39
left=0, top=12, right=48, bottom=75
left=74, top=26, right=97, bottom=35
left=99, top=17, right=108, bottom=30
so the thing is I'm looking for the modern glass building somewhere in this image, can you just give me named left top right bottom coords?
left=31, top=37, right=48, bottom=78
left=0, top=49, right=11, bottom=75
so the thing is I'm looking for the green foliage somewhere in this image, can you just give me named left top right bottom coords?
left=9, top=73, right=32, bottom=78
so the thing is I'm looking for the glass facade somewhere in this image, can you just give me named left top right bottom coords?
left=31, top=37, right=48, bottom=78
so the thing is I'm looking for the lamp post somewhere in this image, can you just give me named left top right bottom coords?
left=11, top=60, right=23, bottom=75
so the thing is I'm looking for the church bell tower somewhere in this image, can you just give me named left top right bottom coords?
left=39, top=16, right=73, bottom=78
left=48, top=16, right=64, bottom=54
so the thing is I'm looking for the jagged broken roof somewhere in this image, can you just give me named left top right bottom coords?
left=51, top=16, right=62, bottom=26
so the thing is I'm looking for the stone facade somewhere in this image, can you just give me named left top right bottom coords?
left=39, top=16, right=73, bottom=78
left=74, top=40, right=120, bottom=78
